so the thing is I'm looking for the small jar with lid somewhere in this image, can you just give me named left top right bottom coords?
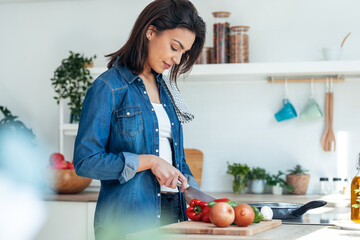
left=195, top=47, right=212, bottom=64
left=319, top=177, right=331, bottom=195
left=231, top=25, right=250, bottom=63
left=212, top=11, right=231, bottom=63
left=332, top=177, right=343, bottom=194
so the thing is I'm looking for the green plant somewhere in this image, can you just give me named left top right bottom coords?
left=248, top=167, right=267, bottom=180
left=287, top=164, right=309, bottom=175
left=352, top=188, right=360, bottom=208
left=227, top=162, right=250, bottom=194
left=0, top=106, right=35, bottom=144
left=266, top=170, right=294, bottom=192
left=51, top=51, right=96, bottom=122
left=227, top=162, right=250, bottom=177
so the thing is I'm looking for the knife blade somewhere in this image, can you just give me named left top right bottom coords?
left=177, top=180, right=216, bottom=202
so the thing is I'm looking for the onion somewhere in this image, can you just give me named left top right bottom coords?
left=233, top=204, right=255, bottom=227
left=209, top=202, right=235, bottom=227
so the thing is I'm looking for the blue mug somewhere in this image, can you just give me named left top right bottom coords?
left=275, top=99, right=297, bottom=122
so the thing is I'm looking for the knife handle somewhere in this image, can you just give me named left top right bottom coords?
left=177, top=180, right=189, bottom=189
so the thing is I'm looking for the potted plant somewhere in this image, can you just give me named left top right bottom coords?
left=51, top=51, right=96, bottom=123
left=266, top=170, right=294, bottom=195
left=248, top=167, right=267, bottom=194
left=286, top=164, right=310, bottom=195
left=0, top=106, right=35, bottom=144
left=227, top=162, right=250, bottom=194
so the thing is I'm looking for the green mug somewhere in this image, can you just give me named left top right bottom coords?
left=300, top=99, right=323, bottom=121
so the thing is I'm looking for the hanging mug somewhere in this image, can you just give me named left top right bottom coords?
left=300, top=98, right=323, bottom=121
left=275, top=98, right=297, bottom=122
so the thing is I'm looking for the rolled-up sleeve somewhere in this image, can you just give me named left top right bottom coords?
left=73, top=78, right=139, bottom=183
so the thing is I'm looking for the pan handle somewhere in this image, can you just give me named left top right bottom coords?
left=291, top=200, right=327, bottom=217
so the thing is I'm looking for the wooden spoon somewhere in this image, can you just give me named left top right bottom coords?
left=341, top=32, right=351, bottom=48
left=320, top=92, right=330, bottom=151
left=326, top=92, right=336, bottom=151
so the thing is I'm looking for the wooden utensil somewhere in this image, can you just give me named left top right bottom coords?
left=321, top=92, right=330, bottom=151
left=326, top=92, right=336, bottom=151
left=341, top=32, right=351, bottom=48
left=160, top=220, right=282, bottom=236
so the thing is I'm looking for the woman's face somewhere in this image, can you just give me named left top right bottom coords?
left=146, top=27, right=196, bottom=74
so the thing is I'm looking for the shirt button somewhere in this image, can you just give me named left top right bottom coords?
left=151, top=108, right=154, bottom=111
left=156, top=149, right=159, bottom=153
left=171, top=123, right=174, bottom=126
left=157, top=215, right=160, bottom=218
left=144, top=91, right=147, bottom=94
left=177, top=164, right=179, bottom=167
left=138, top=79, right=141, bottom=82
left=156, top=129, right=159, bottom=132
left=174, top=142, right=178, bottom=146
left=157, top=193, right=160, bottom=197
left=126, top=112, right=130, bottom=116
left=163, top=104, right=166, bottom=107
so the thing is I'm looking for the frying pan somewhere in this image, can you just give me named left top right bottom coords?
left=249, top=200, right=327, bottom=219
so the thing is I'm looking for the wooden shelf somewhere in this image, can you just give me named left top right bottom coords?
left=89, top=61, right=360, bottom=82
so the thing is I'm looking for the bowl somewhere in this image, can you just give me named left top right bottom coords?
left=322, top=47, right=343, bottom=61
left=48, top=169, right=92, bottom=194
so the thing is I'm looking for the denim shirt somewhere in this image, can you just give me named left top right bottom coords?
left=73, top=61, right=198, bottom=235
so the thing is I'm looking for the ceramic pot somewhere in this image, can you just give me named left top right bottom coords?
left=272, top=183, right=283, bottom=195
left=251, top=179, right=266, bottom=194
left=286, top=174, right=310, bottom=195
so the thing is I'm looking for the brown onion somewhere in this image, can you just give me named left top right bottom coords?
left=234, top=204, right=255, bottom=227
left=209, top=202, right=235, bottom=227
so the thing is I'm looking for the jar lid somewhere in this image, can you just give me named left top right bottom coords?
left=320, top=177, right=329, bottom=181
left=333, top=177, right=342, bottom=181
left=212, top=11, right=231, bottom=18
left=231, top=25, right=250, bottom=31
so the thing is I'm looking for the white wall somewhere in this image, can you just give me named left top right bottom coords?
left=1, top=0, right=360, bottom=194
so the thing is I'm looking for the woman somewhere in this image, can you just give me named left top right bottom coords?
left=74, top=0, right=205, bottom=238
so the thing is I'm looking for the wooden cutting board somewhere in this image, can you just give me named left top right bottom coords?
left=160, top=220, right=282, bottom=236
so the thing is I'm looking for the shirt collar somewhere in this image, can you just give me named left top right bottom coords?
left=113, top=57, right=164, bottom=84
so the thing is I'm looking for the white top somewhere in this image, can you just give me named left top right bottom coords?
left=152, top=103, right=178, bottom=193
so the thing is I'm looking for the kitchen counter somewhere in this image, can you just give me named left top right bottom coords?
left=42, top=188, right=350, bottom=208
left=126, top=223, right=360, bottom=240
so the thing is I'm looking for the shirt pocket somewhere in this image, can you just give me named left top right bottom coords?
left=116, top=106, right=144, bottom=136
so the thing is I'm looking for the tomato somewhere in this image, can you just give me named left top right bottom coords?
left=66, top=161, right=75, bottom=169
left=233, top=204, right=255, bottom=227
left=209, top=202, right=235, bottom=227
left=49, top=153, right=65, bottom=166
left=54, top=160, right=68, bottom=169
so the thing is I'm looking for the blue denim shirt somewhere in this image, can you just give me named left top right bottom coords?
left=73, top=61, right=198, bottom=235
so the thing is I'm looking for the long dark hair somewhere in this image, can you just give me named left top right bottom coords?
left=106, top=0, right=206, bottom=82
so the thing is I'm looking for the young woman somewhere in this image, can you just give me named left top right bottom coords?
left=74, top=0, right=205, bottom=238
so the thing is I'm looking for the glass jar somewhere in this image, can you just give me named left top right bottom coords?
left=333, top=177, right=342, bottom=194
left=231, top=25, right=250, bottom=63
left=212, top=11, right=231, bottom=63
left=195, top=47, right=212, bottom=64
left=319, top=177, right=330, bottom=195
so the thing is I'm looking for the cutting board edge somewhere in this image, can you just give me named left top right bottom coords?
left=160, top=219, right=282, bottom=236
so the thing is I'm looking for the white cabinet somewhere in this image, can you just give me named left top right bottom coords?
left=35, top=201, right=96, bottom=240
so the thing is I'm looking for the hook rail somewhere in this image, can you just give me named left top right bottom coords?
left=268, top=77, right=344, bottom=84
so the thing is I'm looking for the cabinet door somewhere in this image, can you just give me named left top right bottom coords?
left=87, top=202, right=96, bottom=240
left=35, top=201, right=88, bottom=240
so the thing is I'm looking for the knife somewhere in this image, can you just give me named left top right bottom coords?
left=177, top=180, right=216, bottom=202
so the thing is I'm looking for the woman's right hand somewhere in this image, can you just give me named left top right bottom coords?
left=150, top=155, right=188, bottom=192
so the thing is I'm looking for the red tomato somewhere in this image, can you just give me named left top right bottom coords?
left=49, top=153, right=65, bottom=166
left=233, top=204, right=255, bottom=227
left=66, top=161, right=75, bottom=169
left=54, top=160, right=68, bottom=169
left=209, top=202, right=235, bottom=227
